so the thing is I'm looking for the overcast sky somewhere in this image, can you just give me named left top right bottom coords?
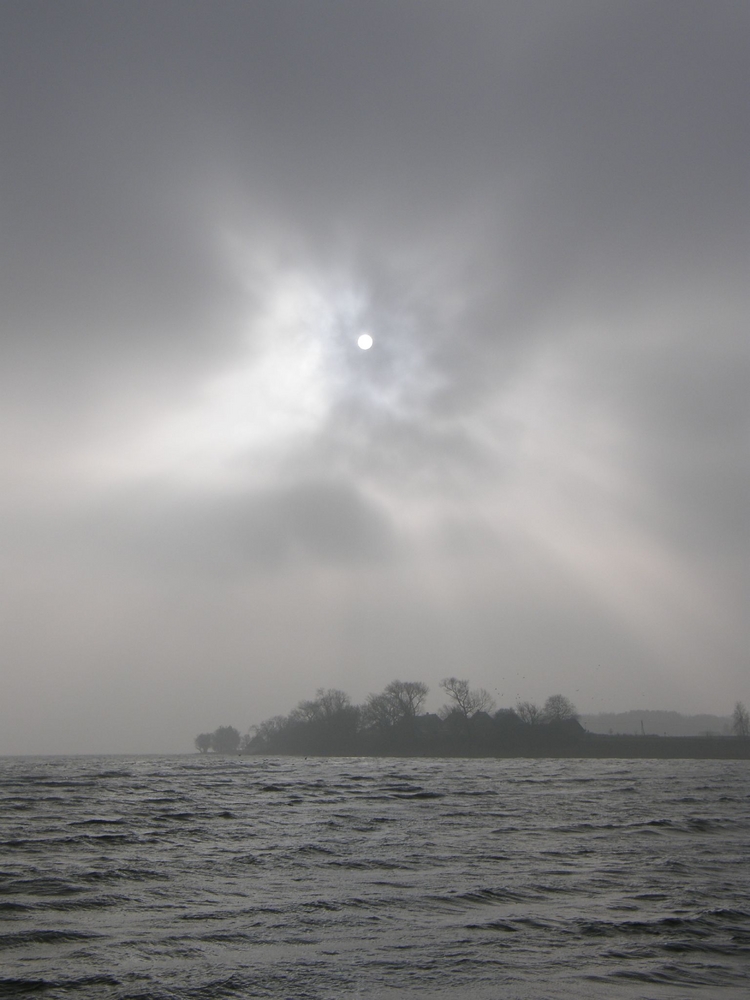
left=1, top=1, right=747, bottom=754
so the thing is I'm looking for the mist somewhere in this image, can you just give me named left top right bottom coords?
left=1, top=2, right=747, bottom=753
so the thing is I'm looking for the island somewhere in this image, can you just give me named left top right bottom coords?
left=196, top=682, right=750, bottom=760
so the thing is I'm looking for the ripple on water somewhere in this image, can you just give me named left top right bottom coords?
left=0, top=755, right=748, bottom=998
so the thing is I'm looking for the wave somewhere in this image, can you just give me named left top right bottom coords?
left=0, top=975, right=120, bottom=995
left=0, top=930, right=102, bottom=949
left=2, top=755, right=748, bottom=997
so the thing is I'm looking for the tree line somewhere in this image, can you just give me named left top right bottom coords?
left=195, top=679, right=583, bottom=756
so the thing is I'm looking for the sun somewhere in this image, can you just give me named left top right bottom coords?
left=357, top=332, right=373, bottom=350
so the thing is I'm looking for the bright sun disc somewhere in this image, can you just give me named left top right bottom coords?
left=357, top=333, right=373, bottom=350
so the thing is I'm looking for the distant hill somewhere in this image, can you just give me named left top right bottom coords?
left=580, top=710, right=731, bottom=737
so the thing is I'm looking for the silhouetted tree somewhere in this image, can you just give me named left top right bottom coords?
left=516, top=701, right=543, bottom=725
left=194, top=732, right=213, bottom=753
left=291, top=698, right=322, bottom=724
left=542, top=694, right=578, bottom=722
left=248, top=715, right=288, bottom=752
left=385, top=680, right=429, bottom=720
left=283, top=689, right=360, bottom=753
left=318, top=688, right=355, bottom=719
left=361, top=691, right=401, bottom=732
left=732, top=701, right=749, bottom=738
left=440, top=677, right=495, bottom=719
left=362, top=681, right=428, bottom=731
left=212, top=725, right=241, bottom=753
left=230, top=682, right=748, bottom=758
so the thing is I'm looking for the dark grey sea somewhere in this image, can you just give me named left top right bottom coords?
left=1, top=755, right=748, bottom=999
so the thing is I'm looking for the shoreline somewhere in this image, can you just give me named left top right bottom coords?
left=239, top=735, right=750, bottom=761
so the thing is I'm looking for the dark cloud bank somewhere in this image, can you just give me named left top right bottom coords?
left=0, top=2, right=747, bottom=752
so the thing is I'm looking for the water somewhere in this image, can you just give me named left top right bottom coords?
left=1, top=755, right=748, bottom=999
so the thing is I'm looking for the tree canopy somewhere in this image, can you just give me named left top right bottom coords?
left=203, top=680, right=589, bottom=756
left=440, top=677, right=495, bottom=719
left=543, top=695, right=578, bottom=722
left=196, top=725, right=241, bottom=754
left=195, top=690, right=750, bottom=759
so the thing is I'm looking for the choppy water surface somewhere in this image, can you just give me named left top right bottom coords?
left=1, top=756, right=748, bottom=999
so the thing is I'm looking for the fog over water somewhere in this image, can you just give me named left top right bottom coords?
left=1, top=2, right=748, bottom=754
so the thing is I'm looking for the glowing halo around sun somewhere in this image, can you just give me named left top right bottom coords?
left=357, top=332, right=373, bottom=350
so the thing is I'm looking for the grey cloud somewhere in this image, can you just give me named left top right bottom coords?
left=0, top=2, right=747, bottom=751
left=3, top=2, right=746, bottom=407
left=210, top=480, right=398, bottom=569
left=52, top=480, right=400, bottom=576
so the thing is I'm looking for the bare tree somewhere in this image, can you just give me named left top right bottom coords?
left=361, top=691, right=401, bottom=731
left=542, top=694, right=578, bottom=722
left=291, top=688, right=353, bottom=723
left=516, top=701, right=544, bottom=725
left=440, top=677, right=495, bottom=718
left=384, top=680, right=429, bottom=720
left=317, top=688, right=354, bottom=718
left=732, top=701, right=749, bottom=738
left=361, top=680, right=428, bottom=730
left=291, top=699, right=323, bottom=724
